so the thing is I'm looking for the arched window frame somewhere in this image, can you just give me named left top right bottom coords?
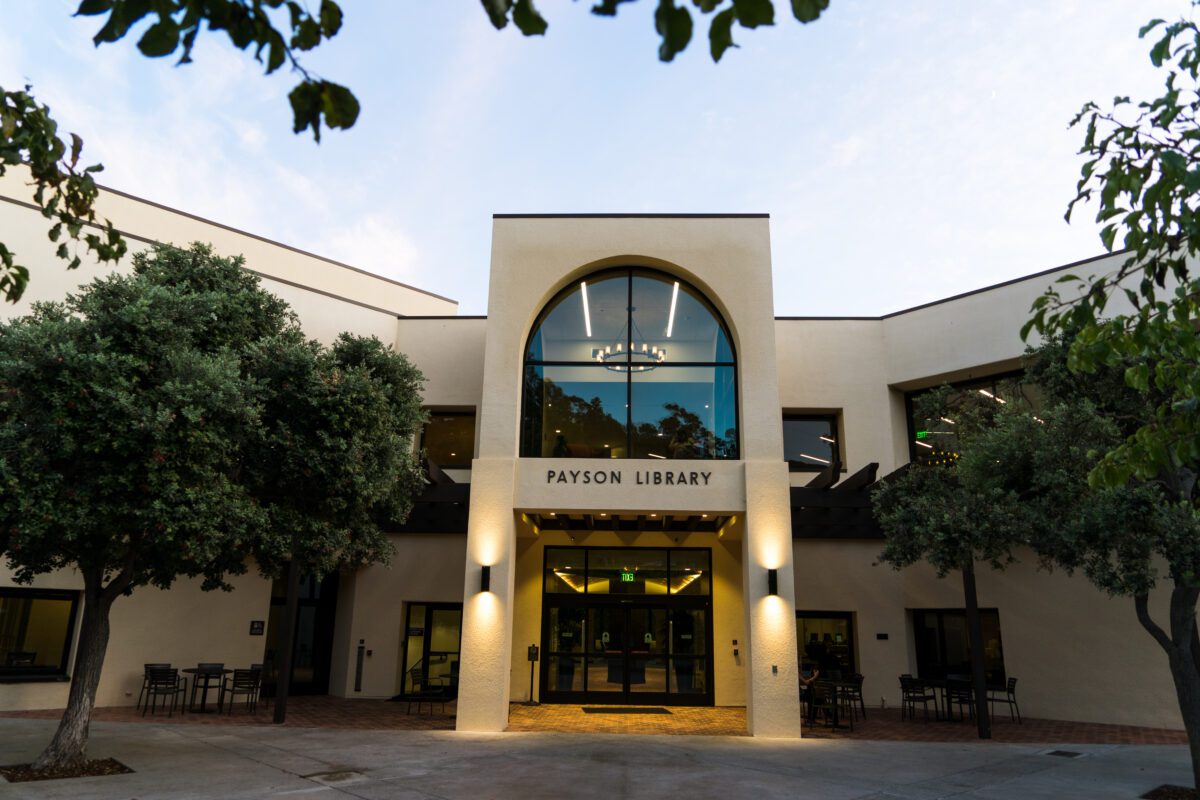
left=520, top=267, right=739, bottom=460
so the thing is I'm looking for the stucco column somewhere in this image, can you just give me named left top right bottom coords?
left=455, top=457, right=517, bottom=732
left=742, top=459, right=802, bottom=737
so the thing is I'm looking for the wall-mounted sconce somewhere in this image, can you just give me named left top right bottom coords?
left=480, top=565, right=491, bottom=593
left=767, top=568, right=778, bottom=596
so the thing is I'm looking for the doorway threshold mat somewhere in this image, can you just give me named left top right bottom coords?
left=581, top=707, right=672, bottom=714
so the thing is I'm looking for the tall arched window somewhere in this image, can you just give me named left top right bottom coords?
left=521, top=268, right=738, bottom=459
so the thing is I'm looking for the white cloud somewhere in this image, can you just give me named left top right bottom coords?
left=308, top=214, right=420, bottom=283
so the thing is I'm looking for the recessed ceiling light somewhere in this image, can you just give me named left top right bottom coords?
left=650, top=513, right=658, bottom=518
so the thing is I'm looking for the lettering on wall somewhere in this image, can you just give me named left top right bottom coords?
left=544, top=469, right=713, bottom=487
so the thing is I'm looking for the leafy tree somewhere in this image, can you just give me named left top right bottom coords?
left=0, top=242, right=428, bottom=769
left=1020, top=4, right=1200, bottom=787
left=0, top=243, right=286, bottom=770
left=0, top=0, right=831, bottom=303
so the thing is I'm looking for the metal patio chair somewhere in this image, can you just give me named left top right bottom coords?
left=988, top=677, right=1021, bottom=723
left=899, top=676, right=936, bottom=722
left=406, top=666, right=446, bottom=715
left=143, top=667, right=187, bottom=717
left=136, top=662, right=171, bottom=710
left=220, top=668, right=263, bottom=714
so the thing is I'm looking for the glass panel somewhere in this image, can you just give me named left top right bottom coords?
left=527, top=273, right=627, bottom=363
left=521, top=365, right=628, bottom=458
left=548, top=607, right=585, bottom=653
left=627, top=607, right=668, bottom=655
left=587, top=607, right=627, bottom=653
left=0, top=594, right=73, bottom=671
left=544, top=548, right=586, bottom=594
left=587, top=549, right=668, bottom=595
left=981, top=613, right=1006, bottom=685
left=669, top=550, right=711, bottom=596
left=913, top=611, right=943, bottom=680
left=293, top=606, right=316, bottom=684
left=797, top=614, right=853, bottom=676
left=908, top=375, right=1038, bottom=465
left=402, top=604, right=426, bottom=694
left=586, top=656, right=624, bottom=692
left=422, top=413, right=475, bottom=468
left=670, top=657, right=706, bottom=694
left=631, top=272, right=733, bottom=364
left=429, top=609, right=461, bottom=652
left=783, top=416, right=838, bottom=471
left=548, top=655, right=583, bottom=691
left=629, top=657, right=667, bottom=692
left=670, top=609, right=706, bottom=655
left=629, top=365, right=737, bottom=459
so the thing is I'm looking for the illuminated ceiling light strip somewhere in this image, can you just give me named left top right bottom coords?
left=940, top=417, right=956, bottom=425
left=818, top=435, right=836, bottom=444
left=915, top=440, right=934, bottom=449
left=581, top=281, right=592, bottom=338
left=798, top=453, right=830, bottom=464
left=648, top=453, right=666, bottom=459
left=666, top=281, right=679, bottom=338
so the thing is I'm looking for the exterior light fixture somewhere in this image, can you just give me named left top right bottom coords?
left=767, top=568, right=779, bottom=596
left=480, top=565, right=491, bottom=593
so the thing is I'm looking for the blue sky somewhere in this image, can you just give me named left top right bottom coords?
left=0, top=1, right=1190, bottom=315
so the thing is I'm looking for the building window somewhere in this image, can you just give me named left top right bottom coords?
left=797, top=611, right=855, bottom=675
left=521, top=268, right=738, bottom=459
left=783, top=414, right=839, bottom=471
left=905, top=373, right=1040, bottom=465
left=420, top=412, right=475, bottom=469
left=0, top=588, right=79, bottom=680
left=911, top=608, right=1006, bottom=685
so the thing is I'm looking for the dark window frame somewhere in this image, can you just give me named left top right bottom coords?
left=0, top=587, right=80, bottom=682
left=782, top=413, right=842, bottom=472
left=910, top=607, right=1007, bottom=685
left=903, top=370, right=1027, bottom=464
left=521, top=267, right=740, bottom=460
left=796, top=610, right=856, bottom=674
left=419, top=409, right=477, bottom=469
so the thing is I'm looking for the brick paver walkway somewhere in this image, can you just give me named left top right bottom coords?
left=3, top=700, right=1187, bottom=744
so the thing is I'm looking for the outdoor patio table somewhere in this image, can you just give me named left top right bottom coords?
left=810, top=678, right=856, bottom=731
left=183, top=667, right=232, bottom=713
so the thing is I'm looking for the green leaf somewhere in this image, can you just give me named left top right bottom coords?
left=320, top=81, right=360, bottom=130
left=512, top=0, right=548, bottom=35
left=481, top=0, right=512, bottom=29
left=593, top=0, right=635, bottom=15
left=318, top=0, right=343, bottom=36
left=288, top=81, right=323, bottom=141
left=733, top=0, right=774, bottom=27
left=709, top=7, right=737, bottom=61
left=137, top=17, right=181, bottom=57
left=791, top=0, right=829, bottom=23
left=655, top=0, right=694, bottom=62
left=74, top=0, right=113, bottom=16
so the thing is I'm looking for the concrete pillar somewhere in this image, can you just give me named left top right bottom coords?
left=455, top=457, right=517, bottom=732
left=742, top=459, right=802, bottom=737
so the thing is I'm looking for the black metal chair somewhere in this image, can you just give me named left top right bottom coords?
left=945, top=678, right=975, bottom=721
left=807, top=681, right=838, bottom=728
left=406, top=666, right=446, bottom=715
left=143, top=667, right=187, bottom=717
left=845, top=673, right=867, bottom=720
left=900, top=677, right=937, bottom=722
left=220, top=668, right=263, bottom=714
left=988, top=677, right=1021, bottom=723
left=137, top=662, right=171, bottom=710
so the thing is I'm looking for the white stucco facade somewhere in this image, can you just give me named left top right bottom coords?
left=0, top=178, right=1181, bottom=734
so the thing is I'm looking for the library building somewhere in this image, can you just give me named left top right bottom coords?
left=0, top=173, right=1181, bottom=737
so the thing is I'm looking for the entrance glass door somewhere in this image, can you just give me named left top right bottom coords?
left=540, top=546, right=713, bottom=706
left=400, top=603, right=463, bottom=697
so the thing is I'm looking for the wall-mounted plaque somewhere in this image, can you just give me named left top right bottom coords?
left=249, top=620, right=265, bottom=636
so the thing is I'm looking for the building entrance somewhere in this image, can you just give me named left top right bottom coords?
left=539, top=546, right=713, bottom=706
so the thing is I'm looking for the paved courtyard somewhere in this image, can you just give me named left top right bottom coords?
left=0, top=715, right=1193, bottom=799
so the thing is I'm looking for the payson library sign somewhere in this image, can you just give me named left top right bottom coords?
left=0, top=177, right=1183, bottom=736
left=545, top=469, right=715, bottom=486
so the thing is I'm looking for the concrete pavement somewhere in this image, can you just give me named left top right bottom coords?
left=0, top=717, right=1190, bottom=799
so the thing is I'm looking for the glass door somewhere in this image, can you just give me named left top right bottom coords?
left=400, top=603, right=463, bottom=697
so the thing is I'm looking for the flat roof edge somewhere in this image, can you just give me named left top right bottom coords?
left=492, top=213, right=770, bottom=219
left=94, top=183, right=459, bottom=306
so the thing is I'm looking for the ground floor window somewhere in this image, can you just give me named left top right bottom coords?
left=540, top=546, right=714, bottom=706
left=262, top=574, right=339, bottom=697
left=400, top=603, right=462, bottom=697
left=911, top=608, right=1006, bottom=684
left=0, top=588, right=79, bottom=680
left=797, top=611, right=855, bottom=676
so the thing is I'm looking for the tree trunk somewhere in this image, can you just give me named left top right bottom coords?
left=32, top=570, right=119, bottom=771
left=273, top=558, right=301, bottom=724
left=961, top=563, right=992, bottom=739
left=1139, top=588, right=1200, bottom=790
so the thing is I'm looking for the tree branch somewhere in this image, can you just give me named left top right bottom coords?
left=1136, top=591, right=1175, bottom=652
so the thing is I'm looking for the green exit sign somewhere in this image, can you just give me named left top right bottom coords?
left=620, top=571, right=636, bottom=582
left=916, top=430, right=929, bottom=439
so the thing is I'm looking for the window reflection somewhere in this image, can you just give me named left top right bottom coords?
left=522, top=268, right=737, bottom=459
left=783, top=415, right=839, bottom=471
left=906, top=375, right=1041, bottom=465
